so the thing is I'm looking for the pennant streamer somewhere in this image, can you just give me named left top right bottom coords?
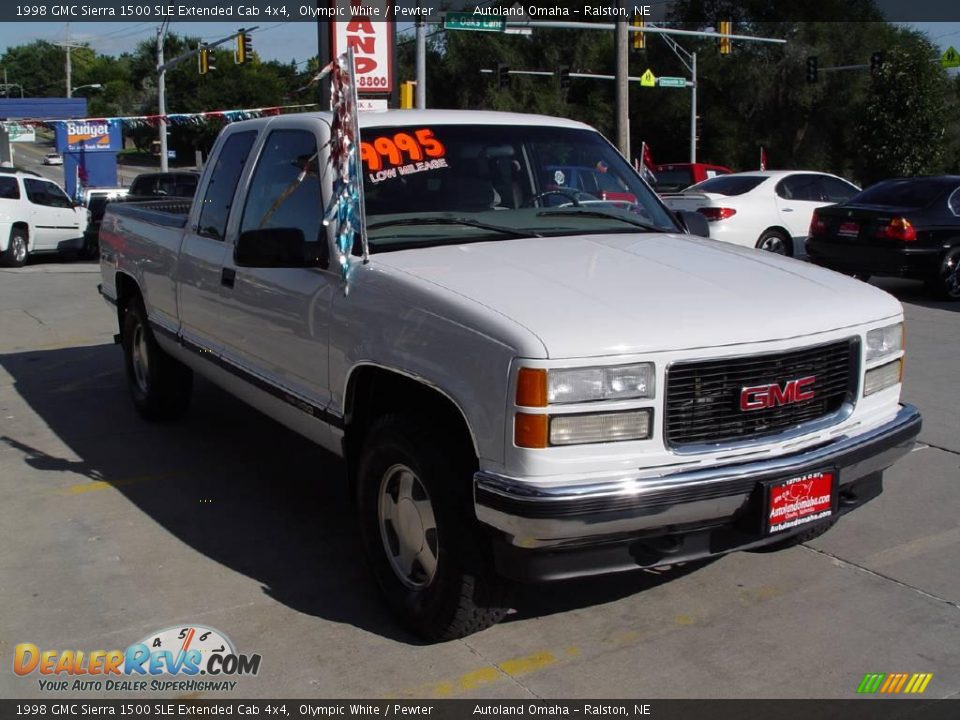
left=321, top=48, right=367, bottom=289
left=10, top=103, right=319, bottom=131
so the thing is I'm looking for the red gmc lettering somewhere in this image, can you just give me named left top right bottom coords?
left=740, top=376, right=816, bottom=411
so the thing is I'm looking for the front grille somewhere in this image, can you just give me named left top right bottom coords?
left=665, top=339, right=860, bottom=447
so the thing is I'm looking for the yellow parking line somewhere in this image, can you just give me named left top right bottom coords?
left=66, top=474, right=164, bottom=495
left=390, top=648, right=573, bottom=698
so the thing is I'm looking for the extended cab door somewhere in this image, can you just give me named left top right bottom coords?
left=177, top=130, right=258, bottom=349
left=215, top=123, right=336, bottom=414
left=23, top=178, right=83, bottom=250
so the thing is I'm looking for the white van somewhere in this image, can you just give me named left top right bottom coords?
left=0, top=170, right=87, bottom=267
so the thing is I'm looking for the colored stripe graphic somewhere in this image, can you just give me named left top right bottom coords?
left=857, top=673, right=885, bottom=693
left=857, top=672, right=932, bottom=694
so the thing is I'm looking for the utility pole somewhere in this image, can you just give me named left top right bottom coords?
left=57, top=23, right=83, bottom=98
left=654, top=30, right=699, bottom=163
left=690, top=51, right=697, bottom=163
left=614, top=2, right=629, bottom=158
left=157, top=22, right=169, bottom=172
left=66, top=23, right=72, bottom=97
left=155, top=26, right=255, bottom=173
left=415, top=16, right=426, bottom=109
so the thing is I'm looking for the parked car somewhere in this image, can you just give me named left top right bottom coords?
left=806, top=176, right=960, bottom=300
left=0, top=171, right=87, bottom=267
left=127, top=171, right=199, bottom=199
left=661, top=171, right=860, bottom=256
left=98, top=110, right=919, bottom=640
left=81, top=186, right=128, bottom=206
left=42, top=152, right=63, bottom=166
left=653, top=162, right=732, bottom=193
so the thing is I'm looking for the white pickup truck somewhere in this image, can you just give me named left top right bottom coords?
left=98, top=110, right=921, bottom=640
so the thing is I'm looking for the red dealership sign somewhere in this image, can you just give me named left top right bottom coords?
left=330, top=1, right=394, bottom=94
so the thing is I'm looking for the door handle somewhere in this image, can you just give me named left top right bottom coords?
left=221, top=268, right=236, bottom=289
left=782, top=207, right=794, bottom=212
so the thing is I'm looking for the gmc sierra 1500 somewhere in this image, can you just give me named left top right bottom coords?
left=99, top=110, right=921, bottom=640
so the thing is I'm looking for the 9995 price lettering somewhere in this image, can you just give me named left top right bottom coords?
left=361, top=129, right=446, bottom=172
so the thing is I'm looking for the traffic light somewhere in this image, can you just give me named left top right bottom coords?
left=400, top=81, right=415, bottom=109
left=870, top=51, right=885, bottom=75
left=198, top=46, right=215, bottom=75
left=558, top=65, right=570, bottom=90
left=719, top=20, right=732, bottom=55
left=496, top=63, right=509, bottom=90
left=235, top=31, right=253, bottom=65
left=806, top=56, right=818, bottom=83
left=631, top=17, right=645, bottom=51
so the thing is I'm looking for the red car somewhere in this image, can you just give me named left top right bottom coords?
left=653, top=162, right=732, bottom=193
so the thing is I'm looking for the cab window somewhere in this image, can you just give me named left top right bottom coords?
left=197, top=131, right=257, bottom=241
left=239, top=129, right=322, bottom=245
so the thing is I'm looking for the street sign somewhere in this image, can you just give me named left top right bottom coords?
left=444, top=12, right=506, bottom=32
left=941, top=46, right=960, bottom=69
left=658, top=76, right=687, bottom=88
left=640, top=69, right=657, bottom=87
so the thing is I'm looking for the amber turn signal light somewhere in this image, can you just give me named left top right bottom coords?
left=515, top=412, right=549, bottom=448
left=516, top=367, right=547, bottom=407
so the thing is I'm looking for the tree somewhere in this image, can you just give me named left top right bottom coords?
left=855, top=32, right=950, bottom=185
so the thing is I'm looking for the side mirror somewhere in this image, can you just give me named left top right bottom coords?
left=676, top=210, right=710, bottom=239
left=235, top=227, right=328, bottom=268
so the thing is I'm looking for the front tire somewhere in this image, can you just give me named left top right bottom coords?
left=357, top=414, right=510, bottom=641
left=122, top=298, right=193, bottom=421
left=926, top=247, right=960, bottom=301
left=3, top=228, right=28, bottom=268
left=756, top=229, right=791, bottom=256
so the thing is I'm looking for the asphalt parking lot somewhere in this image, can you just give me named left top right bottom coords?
left=1, top=258, right=958, bottom=700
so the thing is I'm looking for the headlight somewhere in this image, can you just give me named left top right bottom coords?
left=866, top=323, right=903, bottom=362
left=516, top=363, right=655, bottom=406
left=864, top=359, right=902, bottom=396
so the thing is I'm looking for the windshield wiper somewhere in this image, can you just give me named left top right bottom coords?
left=536, top=207, right=665, bottom=233
left=367, top=217, right=541, bottom=238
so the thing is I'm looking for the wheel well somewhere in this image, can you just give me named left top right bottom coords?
left=758, top=226, right=794, bottom=256
left=343, top=366, right=477, bottom=483
left=114, top=272, right=142, bottom=339
left=11, top=222, right=28, bottom=245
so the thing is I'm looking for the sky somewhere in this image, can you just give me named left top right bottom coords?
left=0, top=21, right=958, bottom=68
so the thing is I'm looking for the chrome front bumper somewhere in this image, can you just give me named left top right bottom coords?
left=475, top=404, right=921, bottom=550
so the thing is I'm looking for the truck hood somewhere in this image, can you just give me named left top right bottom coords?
left=372, top=233, right=902, bottom=359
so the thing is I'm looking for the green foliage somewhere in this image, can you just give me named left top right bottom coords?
left=855, top=32, right=950, bottom=184
left=4, top=16, right=958, bottom=185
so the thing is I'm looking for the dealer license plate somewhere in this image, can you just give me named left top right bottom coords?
left=766, top=470, right=836, bottom=534
left=837, top=221, right=860, bottom=237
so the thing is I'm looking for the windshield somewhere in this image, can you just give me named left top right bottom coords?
left=360, top=124, right=679, bottom=252
left=687, top=175, right=766, bottom=196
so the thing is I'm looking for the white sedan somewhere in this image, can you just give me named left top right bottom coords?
left=42, top=153, right=63, bottom=166
left=661, top=170, right=860, bottom=256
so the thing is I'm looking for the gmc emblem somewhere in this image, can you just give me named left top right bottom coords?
left=740, top=376, right=816, bottom=411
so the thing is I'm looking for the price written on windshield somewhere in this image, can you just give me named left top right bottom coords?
left=360, top=129, right=446, bottom=172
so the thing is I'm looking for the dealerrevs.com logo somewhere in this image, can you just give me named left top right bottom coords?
left=14, top=625, right=261, bottom=693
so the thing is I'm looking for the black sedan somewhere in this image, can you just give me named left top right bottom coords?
left=806, top=176, right=960, bottom=300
